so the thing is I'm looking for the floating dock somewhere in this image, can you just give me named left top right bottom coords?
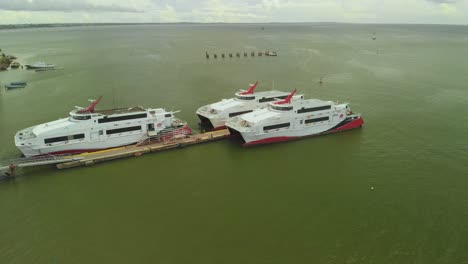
left=56, top=129, right=230, bottom=169
left=0, top=129, right=230, bottom=178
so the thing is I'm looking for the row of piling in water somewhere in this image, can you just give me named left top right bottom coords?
left=205, top=51, right=277, bottom=59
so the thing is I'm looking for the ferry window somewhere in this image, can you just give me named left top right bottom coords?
left=98, top=113, right=147, bottom=123
left=271, top=105, right=293, bottom=111
left=297, top=105, right=331, bottom=114
left=259, top=95, right=287, bottom=103
left=106, top=125, right=142, bottom=135
left=44, top=136, right=69, bottom=144
left=165, top=114, right=172, bottom=118
left=263, top=122, right=290, bottom=131
left=228, top=110, right=253, bottom=117
left=99, top=130, right=103, bottom=135
left=305, top=117, right=329, bottom=124
left=236, top=95, right=255, bottom=100
left=73, top=134, right=85, bottom=140
left=73, top=115, right=91, bottom=120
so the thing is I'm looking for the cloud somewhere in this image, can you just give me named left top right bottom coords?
left=0, top=0, right=142, bottom=13
left=0, top=0, right=468, bottom=24
left=425, top=0, right=459, bottom=3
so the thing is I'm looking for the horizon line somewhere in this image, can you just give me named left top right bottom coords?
left=1, top=22, right=468, bottom=28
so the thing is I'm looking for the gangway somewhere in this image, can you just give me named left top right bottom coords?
left=136, top=125, right=195, bottom=147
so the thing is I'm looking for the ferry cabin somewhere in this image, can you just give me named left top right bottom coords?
left=260, top=102, right=341, bottom=133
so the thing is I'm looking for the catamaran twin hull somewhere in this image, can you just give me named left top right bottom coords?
left=14, top=97, right=191, bottom=157
left=225, top=89, right=364, bottom=146
left=196, top=81, right=295, bottom=131
left=228, top=115, right=364, bottom=146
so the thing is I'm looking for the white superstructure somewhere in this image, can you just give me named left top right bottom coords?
left=14, top=97, right=190, bottom=157
left=196, top=81, right=298, bottom=130
left=226, top=90, right=364, bottom=146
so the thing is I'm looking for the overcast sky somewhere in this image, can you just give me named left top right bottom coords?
left=0, top=0, right=467, bottom=24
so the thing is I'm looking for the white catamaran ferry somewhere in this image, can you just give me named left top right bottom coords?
left=196, top=81, right=301, bottom=130
left=226, top=90, right=364, bottom=146
left=14, top=97, right=191, bottom=157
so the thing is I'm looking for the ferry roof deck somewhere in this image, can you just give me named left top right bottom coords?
left=91, top=106, right=146, bottom=115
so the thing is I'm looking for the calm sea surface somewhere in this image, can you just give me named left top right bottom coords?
left=1, top=23, right=468, bottom=263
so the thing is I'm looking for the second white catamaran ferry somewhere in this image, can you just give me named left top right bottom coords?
left=196, top=81, right=301, bottom=130
left=226, top=90, right=364, bottom=146
left=14, top=97, right=191, bottom=157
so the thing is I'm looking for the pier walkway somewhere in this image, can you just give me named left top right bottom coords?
left=57, top=129, right=230, bottom=169
left=1, top=129, right=230, bottom=176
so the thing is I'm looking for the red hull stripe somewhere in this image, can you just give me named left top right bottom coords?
left=243, top=116, right=364, bottom=146
left=328, top=116, right=364, bottom=133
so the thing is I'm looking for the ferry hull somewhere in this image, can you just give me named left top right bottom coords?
left=17, top=125, right=192, bottom=157
left=241, top=116, right=364, bottom=146
left=17, top=133, right=146, bottom=157
left=197, top=114, right=226, bottom=131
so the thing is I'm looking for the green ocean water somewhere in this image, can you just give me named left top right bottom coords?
left=0, top=23, right=468, bottom=263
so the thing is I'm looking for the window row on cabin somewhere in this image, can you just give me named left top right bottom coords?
left=44, top=133, right=85, bottom=144
left=237, top=95, right=289, bottom=102
left=97, top=113, right=148, bottom=123
left=262, top=116, right=330, bottom=131
left=106, top=126, right=142, bottom=135
left=75, top=112, right=172, bottom=123
left=44, top=126, right=143, bottom=144
left=297, top=105, right=331, bottom=114
left=258, top=95, right=288, bottom=103
left=228, top=110, right=253, bottom=117
left=304, top=116, right=329, bottom=123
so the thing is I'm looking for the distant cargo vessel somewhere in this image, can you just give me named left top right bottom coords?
left=15, top=97, right=191, bottom=157
left=196, top=81, right=302, bottom=130
left=226, top=90, right=364, bottom=146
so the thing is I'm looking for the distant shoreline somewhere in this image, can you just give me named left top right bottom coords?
left=0, top=23, right=201, bottom=30
left=1, top=22, right=466, bottom=31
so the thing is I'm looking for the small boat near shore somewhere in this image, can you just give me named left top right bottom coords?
left=4, top=82, right=27, bottom=89
left=265, top=51, right=277, bottom=56
left=10, top=62, right=20, bottom=69
left=25, top=61, right=55, bottom=70
left=11, top=81, right=27, bottom=85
